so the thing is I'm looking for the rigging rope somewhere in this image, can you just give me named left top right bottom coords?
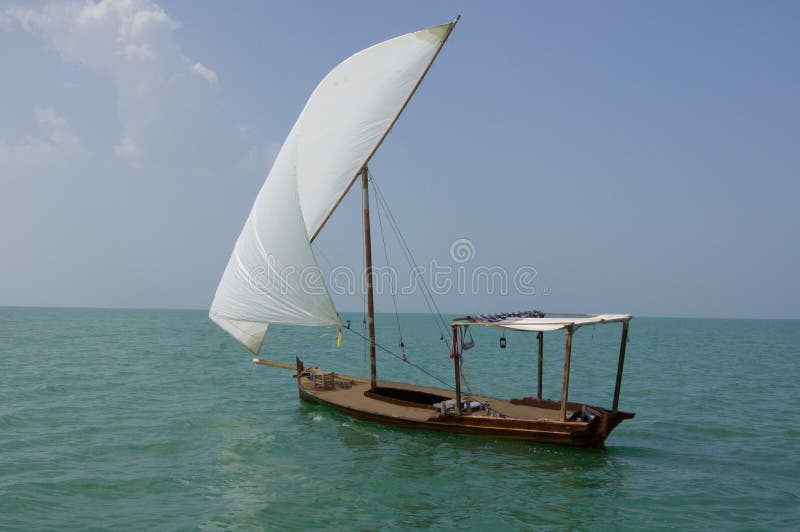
left=306, top=169, right=454, bottom=391
left=343, top=326, right=453, bottom=389
left=372, top=174, right=407, bottom=362
left=368, top=173, right=451, bottom=348
left=363, top=169, right=451, bottom=387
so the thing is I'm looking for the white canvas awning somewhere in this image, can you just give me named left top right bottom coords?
left=453, top=313, right=632, bottom=332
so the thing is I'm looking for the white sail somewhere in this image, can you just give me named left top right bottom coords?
left=210, top=20, right=457, bottom=354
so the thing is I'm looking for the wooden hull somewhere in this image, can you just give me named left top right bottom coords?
left=295, top=367, right=633, bottom=449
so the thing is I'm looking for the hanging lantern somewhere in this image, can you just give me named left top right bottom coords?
left=500, top=335, right=507, bottom=349
left=461, top=326, right=475, bottom=350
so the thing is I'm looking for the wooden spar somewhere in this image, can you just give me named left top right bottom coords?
left=559, top=325, right=574, bottom=422
left=537, top=332, right=544, bottom=399
left=252, top=358, right=295, bottom=370
left=253, top=358, right=369, bottom=383
left=612, top=320, right=629, bottom=411
left=452, top=326, right=462, bottom=415
left=309, top=16, right=460, bottom=243
left=362, top=167, right=378, bottom=390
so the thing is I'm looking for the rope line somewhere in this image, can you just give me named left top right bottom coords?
left=372, top=172, right=407, bottom=362
left=369, top=175, right=451, bottom=348
left=343, top=326, right=453, bottom=389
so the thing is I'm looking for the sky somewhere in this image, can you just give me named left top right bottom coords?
left=0, top=0, right=798, bottom=319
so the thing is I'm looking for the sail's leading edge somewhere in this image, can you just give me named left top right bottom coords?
left=210, top=20, right=457, bottom=353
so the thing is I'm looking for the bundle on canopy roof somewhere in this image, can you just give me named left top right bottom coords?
left=467, top=310, right=544, bottom=322
left=453, top=313, right=633, bottom=333
left=209, top=20, right=458, bottom=354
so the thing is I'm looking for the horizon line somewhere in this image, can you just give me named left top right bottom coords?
left=0, top=304, right=797, bottom=321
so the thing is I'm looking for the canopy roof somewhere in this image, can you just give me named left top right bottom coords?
left=452, top=313, right=632, bottom=332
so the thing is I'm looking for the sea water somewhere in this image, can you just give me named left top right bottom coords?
left=1, top=308, right=798, bottom=529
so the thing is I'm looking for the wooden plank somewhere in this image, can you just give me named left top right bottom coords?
left=252, top=358, right=295, bottom=370
left=252, top=358, right=369, bottom=384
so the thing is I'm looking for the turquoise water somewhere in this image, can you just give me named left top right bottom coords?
left=1, top=308, right=798, bottom=529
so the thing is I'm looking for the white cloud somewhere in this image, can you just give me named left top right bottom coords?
left=114, top=134, right=138, bottom=160
left=0, top=106, right=82, bottom=175
left=6, top=0, right=220, bottom=166
left=36, top=106, right=80, bottom=146
left=192, top=62, right=218, bottom=85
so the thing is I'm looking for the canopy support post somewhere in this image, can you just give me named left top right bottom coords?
left=559, top=325, right=574, bottom=422
left=612, top=320, right=629, bottom=411
left=537, top=332, right=544, bottom=399
left=452, top=325, right=462, bottom=415
left=362, top=167, right=377, bottom=391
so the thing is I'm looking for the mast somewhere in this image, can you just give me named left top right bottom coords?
left=362, top=167, right=378, bottom=390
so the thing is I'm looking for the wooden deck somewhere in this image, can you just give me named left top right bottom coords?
left=300, top=379, right=560, bottom=421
